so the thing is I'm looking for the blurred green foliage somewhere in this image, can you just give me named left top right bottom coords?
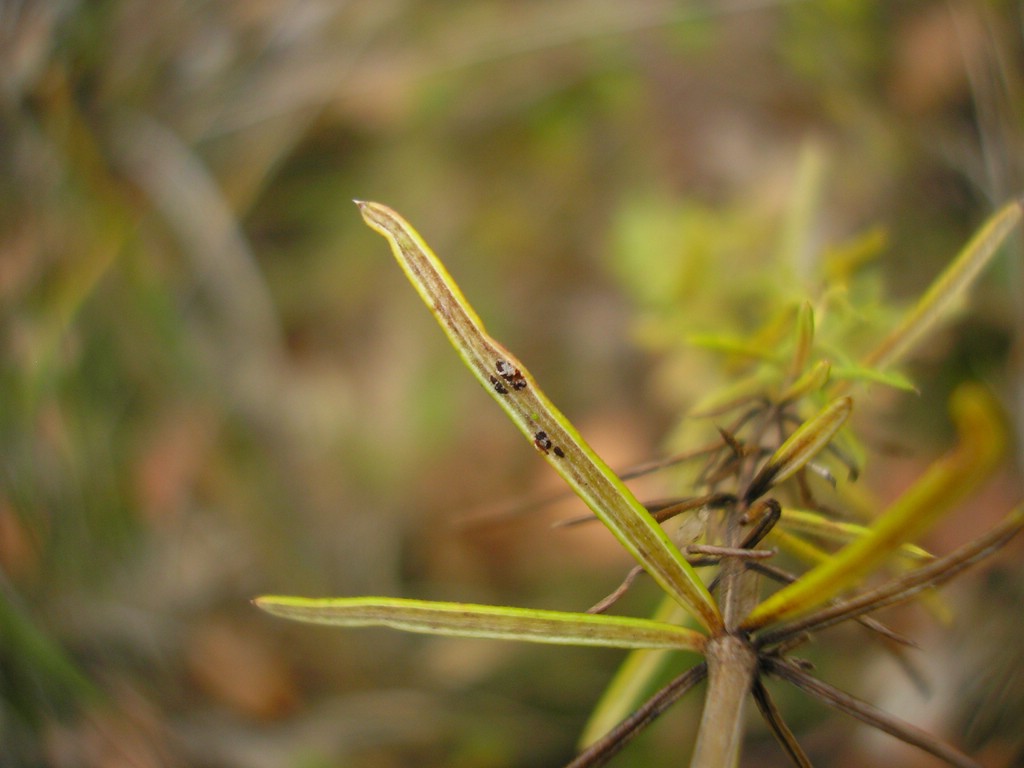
left=1, top=1, right=1021, bottom=766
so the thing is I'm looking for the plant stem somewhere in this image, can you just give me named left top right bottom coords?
left=689, top=634, right=757, bottom=768
left=689, top=409, right=772, bottom=768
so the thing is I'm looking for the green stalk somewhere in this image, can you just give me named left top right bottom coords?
left=689, top=634, right=757, bottom=768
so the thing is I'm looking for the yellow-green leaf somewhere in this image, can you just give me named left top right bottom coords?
left=743, top=383, right=1006, bottom=629
left=254, top=596, right=708, bottom=651
left=863, top=198, right=1023, bottom=372
left=822, top=225, right=888, bottom=285
left=768, top=526, right=953, bottom=626
left=686, top=333, right=780, bottom=362
left=786, top=302, right=815, bottom=381
left=768, top=527, right=832, bottom=565
left=830, top=364, right=918, bottom=393
left=745, top=396, right=853, bottom=501
left=780, top=509, right=933, bottom=564
left=357, top=202, right=721, bottom=632
left=778, top=359, right=830, bottom=404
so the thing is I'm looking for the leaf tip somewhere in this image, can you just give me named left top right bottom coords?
left=252, top=596, right=284, bottom=614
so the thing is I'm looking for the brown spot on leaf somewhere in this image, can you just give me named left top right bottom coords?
left=495, top=360, right=527, bottom=390
left=489, top=375, right=509, bottom=395
left=534, top=431, right=553, bottom=454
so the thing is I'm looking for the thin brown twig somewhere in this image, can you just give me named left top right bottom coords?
left=586, top=565, right=644, bottom=614
left=565, top=663, right=708, bottom=768
left=764, top=656, right=981, bottom=768
left=739, top=498, right=782, bottom=545
left=751, top=677, right=812, bottom=768
left=746, top=562, right=917, bottom=648
left=555, top=492, right=736, bottom=529
left=686, top=543, right=776, bottom=559
left=454, top=443, right=724, bottom=528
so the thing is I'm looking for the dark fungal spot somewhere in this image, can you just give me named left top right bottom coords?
left=489, top=375, right=509, bottom=395
left=495, top=359, right=527, bottom=391
left=534, top=430, right=553, bottom=454
left=552, top=446, right=565, bottom=458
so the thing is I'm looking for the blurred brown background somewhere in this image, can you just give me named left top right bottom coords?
left=1, top=1, right=1022, bottom=766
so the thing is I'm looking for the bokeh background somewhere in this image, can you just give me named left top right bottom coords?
left=2, top=1, right=1023, bottom=766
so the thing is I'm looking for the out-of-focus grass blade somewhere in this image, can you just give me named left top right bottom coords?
left=743, top=383, right=1006, bottom=630
left=578, top=595, right=692, bottom=748
left=357, top=202, right=721, bottom=632
left=0, top=593, right=95, bottom=703
left=744, top=396, right=852, bottom=502
left=863, top=198, right=1023, bottom=372
left=778, top=141, right=826, bottom=278
left=254, top=596, right=707, bottom=650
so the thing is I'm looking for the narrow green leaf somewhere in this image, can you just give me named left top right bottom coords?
left=830, top=364, right=918, bottom=393
left=786, top=301, right=815, bottom=381
left=768, top=527, right=832, bottom=565
left=781, top=509, right=933, bottom=564
left=743, top=383, right=1006, bottom=629
left=759, top=504, right=1024, bottom=646
left=863, top=198, right=1023, bottom=372
left=686, top=333, right=780, bottom=361
left=770, top=523, right=954, bottom=626
left=745, top=396, right=853, bottom=501
left=688, top=368, right=775, bottom=417
left=778, top=359, right=830, bottom=404
left=254, top=596, right=708, bottom=651
left=822, top=225, right=888, bottom=285
left=357, top=201, right=721, bottom=631
left=765, top=528, right=952, bottom=632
